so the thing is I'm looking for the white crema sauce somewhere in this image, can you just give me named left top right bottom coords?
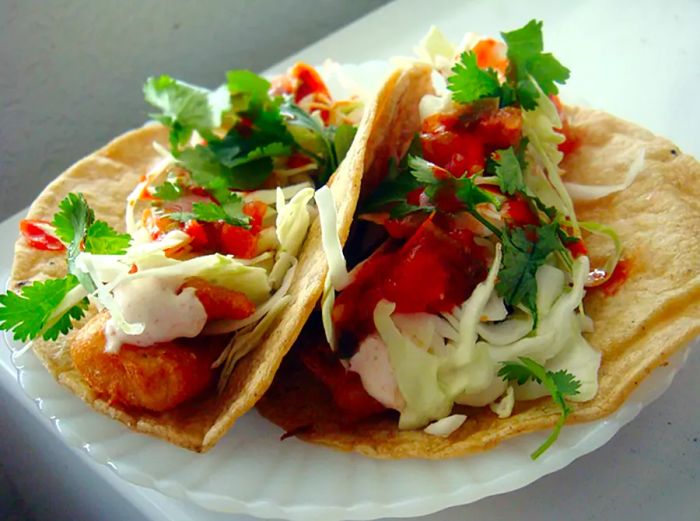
left=103, top=276, right=208, bottom=353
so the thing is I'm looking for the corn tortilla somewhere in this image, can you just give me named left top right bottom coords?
left=6, top=60, right=412, bottom=453
left=256, top=68, right=700, bottom=458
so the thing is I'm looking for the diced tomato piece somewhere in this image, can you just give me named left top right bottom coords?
left=566, top=238, right=588, bottom=258
left=189, top=186, right=214, bottom=200
left=405, top=187, right=424, bottom=206
left=421, top=121, right=486, bottom=176
left=502, top=197, right=539, bottom=227
left=473, top=38, right=508, bottom=74
left=431, top=185, right=464, bottom=213
left=236, top=117, right=254, bottom=137
left=333, top=217, right=487, bottom=351
left=290, top=63, right=330, bottom=103
left=385, top=219, right=484, bottom=314
left=269, top=63, right=332, bottom=123
left=384, top=211, right=429, bottom=239
left=181, top=277, right=255, bottom=320
left=142, top=208, right=176, bottom=240
left=550, top=95, right=580, bottom=155
left=19, top=219, right=65, bottom=251
left=286, top=152, right=313, bottom=169
left=300, top=343, right=385, bottom=422
left=242, top=201, right=267, bottom=234
left=475, top=106, right=522, bottom=150
left=218, top=223, right=258, bottom=258
left=332, top=245, right=399, bottom=341
left=183, top=220, right=211, bottom=251
left=420, top=107, right=523, bottom=177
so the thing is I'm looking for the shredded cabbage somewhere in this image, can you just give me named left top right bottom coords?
left=79, top=251, right=270, bottom=305
left=440, top=245, right=502, bottom=398
left=275, top=187, right=315, bottom=259
left=423, top=414, right=467, bottom=437
left=125, top=156, right=171, bottom=236
left=243, top=181, right=314, bottom=205
left=40, top=284, right=89, bottom=338
left=489, top=386, right=515, bottom=418
left=521, top=83, right=579, bottom=234
left=580, top=221, right=623, bottom=287
left=321, top=272, right=337, bottom=350
left=215, top=295, right=291, bottom=392
left=565, top=149, right=645, bottom=201
left=315, top=186, right=350, bottom=290
left=374, top=300, right=452, bottom=429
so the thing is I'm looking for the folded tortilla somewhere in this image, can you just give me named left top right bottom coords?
left=256, top=64, right=700, bottom=458
left=7, top=108, right=373, bottom=451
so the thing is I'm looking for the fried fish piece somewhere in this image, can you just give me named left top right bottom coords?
left=71, top=312, right=220, bottom=412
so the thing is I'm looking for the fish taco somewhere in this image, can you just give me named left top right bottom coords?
left=0, top=62, right=369, bottom=451
left=257, top=22, right=700, bottom=459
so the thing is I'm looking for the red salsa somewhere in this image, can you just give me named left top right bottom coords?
left=598, top=258, right=631, bottom=296
left=19, top=219, right=65, bottom=251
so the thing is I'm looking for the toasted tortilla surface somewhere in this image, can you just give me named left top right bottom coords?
left=256, top=87, right=700, bottom=457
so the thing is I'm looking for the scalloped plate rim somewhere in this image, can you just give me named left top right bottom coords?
left=8, top=341, right=692, bottom=521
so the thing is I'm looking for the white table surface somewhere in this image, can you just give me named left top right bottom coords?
left=1, top=1, right=699, bottom=520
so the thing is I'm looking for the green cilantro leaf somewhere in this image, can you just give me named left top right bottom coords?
left=549, top=369, right=582, bottom=399
left=51, top=193, right=131, bottom=291
left=454, top=176, right=501, bottom=209
left=496, top=222, right=565, bottom=325
left=498, top=356, right=581, bottom=459
left=280, top=100, right=336, bottom=183
left=144, top=75, right=231, bottom=149
left=178, top=146, right=231, bottom=192
left=527, top=54, right=570, bottom=96
left=493, top=147, right=526, bottom=195
left=51, top=192, right=94, bottom=247
left=390, top=202, right=434, bottom=219
left=0, top=275, right=89, bottom=342
left=453, top=176, right=503, bottom=236
left=333, top=124, right=357, bottom=165
left=151, top=181, right=184, bottom=201
left=51, top=193, right=96, bottom=292
left=226, top=70, right=271, bottom=111
left=362, top=159, right=422, bottom=212
left=225, top=142, right=292, bottom=169
left=408, top=155, right=443, bottom=184
left=170, top=189, right=250, bottom=228
left=501, top=20, right=570, bottom=106
left=448, top=51, right=502, bottom=104
left=84, top=221, right=131, bottom=255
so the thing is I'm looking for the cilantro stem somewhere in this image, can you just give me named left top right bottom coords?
left=531, top=409, right=568, bottom=460
left=468, top=207, right=503, bottom=238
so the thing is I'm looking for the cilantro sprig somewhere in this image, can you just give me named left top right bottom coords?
left=446, top=19, right=570, bottom=110
left=144, top=75, right=231, bottom=150
left=151, top=181, right=185, bottom=201
left=501, top=20, right=570, bottom=109
left=52, top=193, right=130, bottom=292
left=0, top=193, right=131, bottom=342
left=448, top=51, right=502, bottom=105
left=170, top=189, right=250, bottom=228
left=0, top=276, right=88, bottom=342
left=496, top=222, right=565, bottom=326
left=498, top=357, right=581, bottom=459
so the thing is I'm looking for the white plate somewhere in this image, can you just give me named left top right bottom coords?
left=7, top=335, right=692, bottom=521
left=2, top=60, right=696, bottom=521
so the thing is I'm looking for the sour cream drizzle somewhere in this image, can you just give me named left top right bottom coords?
left=103, top=276, right=207, bottom=353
